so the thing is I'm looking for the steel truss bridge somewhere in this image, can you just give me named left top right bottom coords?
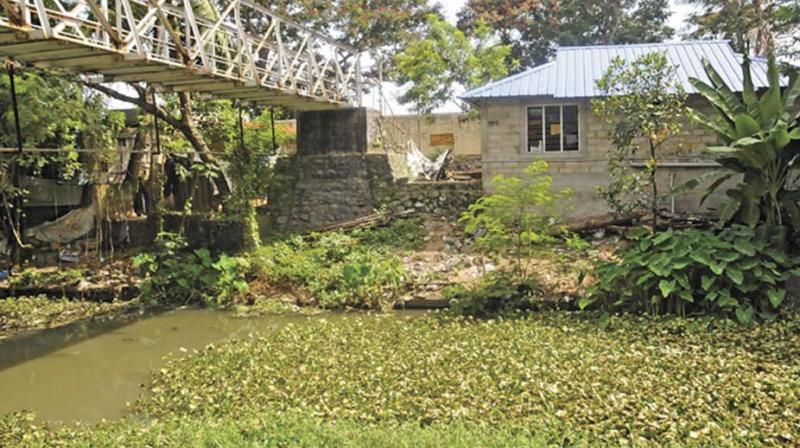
left=0, top=0, right=363, bottom=109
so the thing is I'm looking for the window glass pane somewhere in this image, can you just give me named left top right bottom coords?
left=544, top=106, right=561, bottom=151
left=562, top=105, right=579, bottom=151
left=527, top=107, right=543, bottom=152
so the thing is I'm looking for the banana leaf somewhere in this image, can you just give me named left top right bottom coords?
left=782, top=72, right=800, bottom=121
left=687, top=108, right=736, bottom=142
left=741, top=55, right=762, bottom=124
left=699, top=59, right=745, bottom=117
left=760, top=57, right=783, bottom=127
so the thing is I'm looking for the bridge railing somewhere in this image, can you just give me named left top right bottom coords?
left=0, top=0, right=362, bottom=105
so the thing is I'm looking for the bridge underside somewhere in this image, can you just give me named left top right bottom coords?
left=0, top=30, right=338, bottom=110
left=0, top=0, right=362, bottom=110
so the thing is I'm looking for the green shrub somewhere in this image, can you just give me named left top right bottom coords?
left=133, top=232, right=250, bottom=307
left=443, top=272, right=543, bottom=316
left=253, top=236, right=319, bottom=289
left=253, top=231, right=406, bottom=310
left=583, top=226, right=800, bottom=322
left=460, top=160, right=571, bottom=282
left=314, top=249, right=405, bottom=310
left=352, top=218, right=427, bottom=251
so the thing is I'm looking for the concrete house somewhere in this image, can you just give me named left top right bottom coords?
left=461, top=40, right=778, bottom=218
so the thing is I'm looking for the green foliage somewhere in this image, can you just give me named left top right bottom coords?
left=0, top=69, right=124, bottom=210
left=460, top=160, right=571, bottom=282
left=457, top=0, right=674, bottom=70
left=253, top=230, right=406, bottom=310
left=592, top=52, right=687, bottom=225
left=7, top=268, right=83, bottom=289
left=123, top=312, right=800, bottom=446
left=393, top=14, right=512, bottom=114
left=315, top=248, right=405, bottom=310
left=273, top=0, right=438, bottom=74
left=133, top=232, right=249, bottom=307
left=0, top=410, right=560, bottom=447
left=0, top=70, right=120, bottom=154
left=443, top=272, right=542, bottom=317
left=583, top=226, right=800, bottom=323
left=686, top=0, right=797, bottom=58
left=351, top=217, right=427, bottom=251
left=0, top=295, right=130, bottom=339
left=686, top=54, right=800, bottom=243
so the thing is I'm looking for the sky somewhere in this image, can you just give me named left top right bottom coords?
left=365, top=0, right=700, bottom=115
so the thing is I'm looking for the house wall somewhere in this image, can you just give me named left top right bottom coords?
left=381, top=113, right=481, bottom=157
left=479, top=95, right=733, bottom=218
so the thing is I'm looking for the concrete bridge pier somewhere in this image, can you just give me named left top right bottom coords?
left=263, top=108, right=407, bottom=234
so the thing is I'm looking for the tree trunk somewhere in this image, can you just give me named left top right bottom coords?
left=177, top=92, right=230, bottom=198
left=85, top=83, right=230, bottom=199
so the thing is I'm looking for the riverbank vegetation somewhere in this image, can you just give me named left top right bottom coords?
left=0, top=5, right=800, bottom=447
left=0, top=296, right=136, bottom=340
left=4, top=311, right=800, bottom=446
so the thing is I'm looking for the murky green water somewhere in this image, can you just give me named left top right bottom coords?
left=0, top=308, right=395, bottom=423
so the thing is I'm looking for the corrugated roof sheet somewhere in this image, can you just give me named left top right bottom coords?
left=462, top=40, right=777, bottom=100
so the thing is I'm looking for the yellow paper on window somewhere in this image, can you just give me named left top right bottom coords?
left=550, top=123, right=561, bottom=135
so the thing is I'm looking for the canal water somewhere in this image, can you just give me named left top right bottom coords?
left=0, top=308, right=335, bottom=423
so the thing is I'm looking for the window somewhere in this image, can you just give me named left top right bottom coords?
left=526, top=105, right=580, bottom=152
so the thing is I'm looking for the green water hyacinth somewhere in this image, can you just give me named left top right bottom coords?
left=129, top=312, right=800, bottom=446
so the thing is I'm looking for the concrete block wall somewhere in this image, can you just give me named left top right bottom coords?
left=381, top=113, right=481, bottom=158
left=480, top=96, right=727, bottom=218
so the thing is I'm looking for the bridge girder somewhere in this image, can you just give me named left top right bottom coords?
left=0, top=0, right=363, bottom=110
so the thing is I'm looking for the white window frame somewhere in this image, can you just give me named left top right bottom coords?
left=525, top=104, right=581, bottom=153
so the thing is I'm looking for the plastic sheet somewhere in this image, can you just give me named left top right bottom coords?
left=26, top=204, right=96, bottom=243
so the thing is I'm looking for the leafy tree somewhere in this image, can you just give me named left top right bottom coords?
left=686, top=54, right=800, bottom=245
left=685, top=0, right=797, bottom=58
left=557, top=0, right=673, bottom=46
left=774, top=1, right=800, bottom=59
left=0, top=67, right=123, bottom=264
left=270, top=0, right=440, bottom=75
left=456, top=0, right=557, bottom=69
left=393, top=14, right=512, bottom=114
left=457, top=0, right=673, bottom=70
left=89, top=85, right=231, bottom=199
left=459, top=160, right=572, bottom=282
left=0, top=70, right=118, bottom=181
left=592, top=52, right=687, bottom=228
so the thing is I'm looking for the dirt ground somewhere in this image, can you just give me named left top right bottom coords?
left=400, top=217, right=617, bottom=303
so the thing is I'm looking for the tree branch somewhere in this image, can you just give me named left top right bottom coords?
left=86, top=82, right=231, bottom=197
left=84, top=82, right=185, bottom=132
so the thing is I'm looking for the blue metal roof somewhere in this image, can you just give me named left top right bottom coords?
left=462, top=41, right=777, bottom=100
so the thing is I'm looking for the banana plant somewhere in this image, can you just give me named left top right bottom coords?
left=687, top=54, right=800, bottom=243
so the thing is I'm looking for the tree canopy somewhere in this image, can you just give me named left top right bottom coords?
left=686, top=0, right=799, bottom=58
left=393, top=14, right=512, bottom=114
left=457, top=0, right=674, bottom=69
left=592, top=52, right=687, bottom=226
left=269, top=0, right=440, bottom=73
left=0, top=70, right=123, bottom=182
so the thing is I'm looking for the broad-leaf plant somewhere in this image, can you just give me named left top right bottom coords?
left=687, top=54, right=800, bottom=245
